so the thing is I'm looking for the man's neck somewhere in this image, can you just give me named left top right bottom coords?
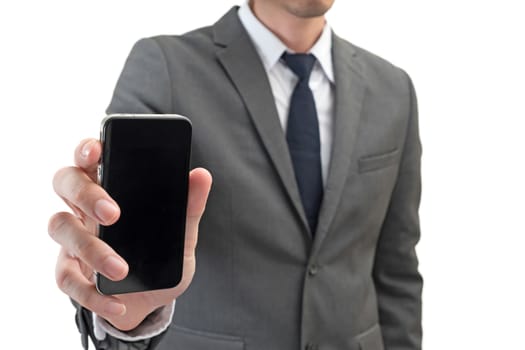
left=249, top=1, right=326, bottom=53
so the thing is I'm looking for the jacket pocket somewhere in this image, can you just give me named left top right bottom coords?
left=358, top=148, right=399, bottom=173
left=163, top=325, right=244, bottom=350
left=356, top=323, right=384, bottom=350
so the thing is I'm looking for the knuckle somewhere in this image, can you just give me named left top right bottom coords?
left=48, top=212, right=69, bottom=239
left=77, top=286, right=95, bottom=309
left=71, top=181, right=93, bottom=206
left=183, top=245, right=196, bottom=259
left=75, top=282, right=103, bottom=313
left=55, top=265, right=94, bottom=309
left=73, top=235, right=97, bottom=259
left=52, top=166, right=74, bottom=192
left=55, top=266, right=74, bottom=294
left=52, top=166, right=67, bottom=184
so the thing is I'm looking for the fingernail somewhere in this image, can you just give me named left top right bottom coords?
left=103, top=256, right=127, bottom=280
left=105, top=301, right=126, bottom=316
left=81, top=140, right=94, bottom=158
left=95, top=199, right=118, bottom=224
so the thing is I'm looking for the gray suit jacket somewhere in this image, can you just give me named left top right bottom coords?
left=76, top=6, right=422, bottom=350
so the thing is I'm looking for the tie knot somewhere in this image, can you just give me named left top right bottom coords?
left=282, top=52, right=316, bottom=81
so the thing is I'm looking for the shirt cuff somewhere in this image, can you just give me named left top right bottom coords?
left=93, top=301, right=175, bottom=341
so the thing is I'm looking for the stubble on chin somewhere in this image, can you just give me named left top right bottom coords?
left=283, top=0, right=334, bottom=18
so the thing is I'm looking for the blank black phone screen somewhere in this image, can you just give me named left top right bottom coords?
left=97, top=115, right=191, bottom=295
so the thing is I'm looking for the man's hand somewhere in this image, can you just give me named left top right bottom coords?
left=48, top=138, right=212, bottom=331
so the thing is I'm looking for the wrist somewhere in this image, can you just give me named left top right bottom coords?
left=94, top=301, right=175, bottom=341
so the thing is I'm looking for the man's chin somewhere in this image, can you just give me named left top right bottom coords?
left=285, top=0, right=335, bottom=18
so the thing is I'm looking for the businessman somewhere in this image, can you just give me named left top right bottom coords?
left=49, top=1, right=423, bottom=349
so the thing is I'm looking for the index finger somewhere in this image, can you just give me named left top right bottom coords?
left=74, top=138, right=101, bottom=181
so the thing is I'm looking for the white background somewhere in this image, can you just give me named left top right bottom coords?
left=0, top=0, right=523, bottom=348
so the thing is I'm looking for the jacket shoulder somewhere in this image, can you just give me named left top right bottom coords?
left=336, top=36, right=410, bottom=90
left=145, top=24, right=215, bottom=52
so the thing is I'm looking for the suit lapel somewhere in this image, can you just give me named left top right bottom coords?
left=213, top=8, right=311, bottom=234
left=311, top=34, right=367, bottom=254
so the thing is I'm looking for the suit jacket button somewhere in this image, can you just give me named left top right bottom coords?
left=308, top=264, right=319, bottom=276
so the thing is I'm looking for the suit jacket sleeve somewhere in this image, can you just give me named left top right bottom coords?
left=73, top=37, right=172, bottom=350
left=373, top=72, right=423, bottom=350
left=106, top=37, right=172, bottom=115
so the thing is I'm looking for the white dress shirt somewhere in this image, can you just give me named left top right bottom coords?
left=95, top=1, right=335, bottom=341
left=238, top=2, right=335, bottom=183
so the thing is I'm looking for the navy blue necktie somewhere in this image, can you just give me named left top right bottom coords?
left=282, top=52, right=323, bottom=235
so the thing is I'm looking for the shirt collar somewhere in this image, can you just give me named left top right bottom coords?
left=238, top=1, right=334, bottom=83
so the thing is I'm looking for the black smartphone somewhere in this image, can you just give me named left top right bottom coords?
left=96, top=114, right=192, bottom=295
